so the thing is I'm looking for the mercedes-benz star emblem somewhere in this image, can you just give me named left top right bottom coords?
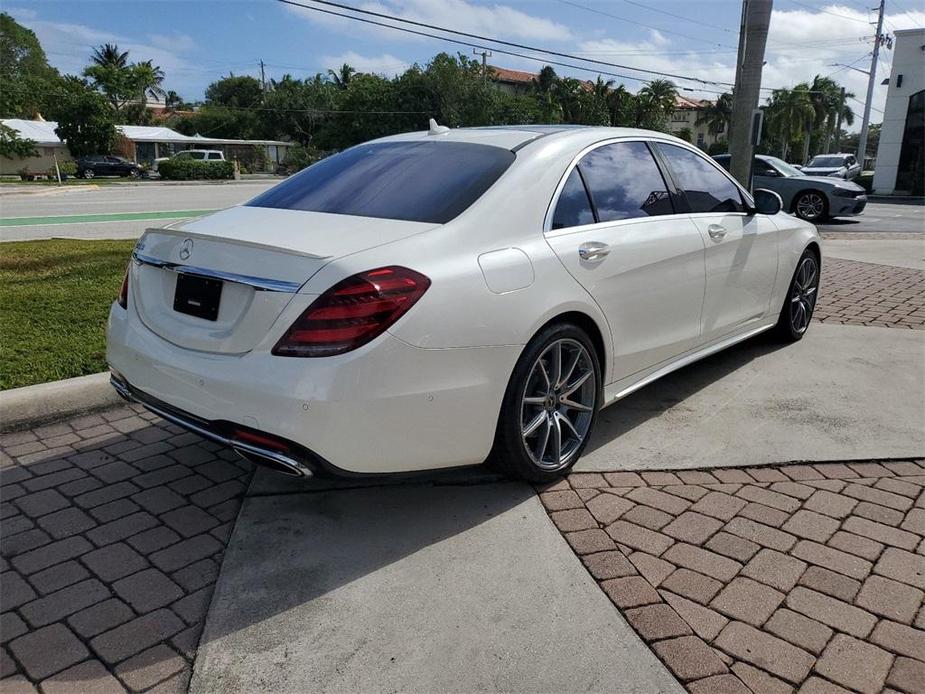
left=179, top=238, right=193, bottom=261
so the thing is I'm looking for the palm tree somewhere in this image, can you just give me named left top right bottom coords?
left=327, top=63, right=355, bottom=90
left=765, top=85, right=815, bottom=161
left=532, top=66, right=560, bottom=122
left=696, top=92, right=733, bottom=136
left=592, top=76, right=614, bottom=100
left=91, top=43, right=129, bottom=68
left=607, top=84, right=633, bottom=126
left=636, top=80, right=678, bottom=130
left=136, top=60, right=166, bottom=102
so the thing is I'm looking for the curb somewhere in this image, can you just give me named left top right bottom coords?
left=0, top=372, right=121, bottom=433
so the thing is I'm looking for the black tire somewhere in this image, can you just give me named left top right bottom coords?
left=82, top=169, right=94, bottom=179
left=774, top=248, right=820, bottom=342
left=794, top=190, right=828, bottom=222
left=489, top=322, right=602, bottom=483
left=128, top=168, right=140, bottom=178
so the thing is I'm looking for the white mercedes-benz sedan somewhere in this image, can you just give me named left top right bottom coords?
left=107, top=125, right=821, bottom=482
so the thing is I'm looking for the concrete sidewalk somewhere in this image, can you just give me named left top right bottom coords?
left=576, top=323, right=924, bottom=473
left=190, top=481, right=683, bottom=694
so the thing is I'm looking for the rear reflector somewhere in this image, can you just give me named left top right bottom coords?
left=272, top=266, right=430, bottom=357
left=232, top=428, right=290, bottom=452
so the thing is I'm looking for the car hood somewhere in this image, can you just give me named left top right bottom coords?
left=790, top=174, right=861, bottom=189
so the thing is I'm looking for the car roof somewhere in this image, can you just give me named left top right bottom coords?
left=375, top=125, right=691, bottom=152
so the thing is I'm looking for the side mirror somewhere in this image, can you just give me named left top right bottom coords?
left=753, top=188, right=783, bottom=216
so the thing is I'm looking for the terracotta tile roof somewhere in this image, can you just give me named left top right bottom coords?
left=489, top=66, right=540, bottom=85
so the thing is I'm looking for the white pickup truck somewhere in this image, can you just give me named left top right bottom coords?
left=152, top=149, right=225, bottom=173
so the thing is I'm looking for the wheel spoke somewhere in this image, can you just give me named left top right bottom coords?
left=537, top=359, right=550, bottom=390
left=534, top=417, right=551, bottom=460
left=523, top=396, right=546, bottom=406
left=551, top=416, right=562, bottom=466
left=557, top=411, right=581, bottom=439
left=561, top=370, right=591, bottom=397
left=560, top=348, right=581, bottom=389
left=560, top=397, right=592, bottom=412
left=551, top=342, right=563, bottom=389
left=522, top=411, right=546, bottom=438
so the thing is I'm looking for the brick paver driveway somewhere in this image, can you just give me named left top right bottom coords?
left=816, top=257, right=925, bottom=329
left=1, top=404, right=252, bottom=692
left=543, top=461, right=925, bottom=693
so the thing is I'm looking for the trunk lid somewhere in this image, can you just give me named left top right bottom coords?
left=132, top=206, right=437, bottom=354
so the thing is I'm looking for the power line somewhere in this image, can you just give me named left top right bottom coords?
left=277, top=0, right=735, bottom=87
left=616, top=0, right=735, bottom=34
left=786, top=0, right=872, bottom=23
left=553, top=0, right=736, bottom=48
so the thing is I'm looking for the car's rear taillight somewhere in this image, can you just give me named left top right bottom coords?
left=273, top=266, right=430, bottom=357
left=117, top=263, right=130, bottom=309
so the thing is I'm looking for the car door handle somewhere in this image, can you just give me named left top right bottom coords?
left=578, top=242, right=611, bottom=262
left=707, top=224, right=727, bottom=240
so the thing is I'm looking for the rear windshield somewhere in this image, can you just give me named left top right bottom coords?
left=247, top=141, right=515, bottom=224
left=808, top=156, right=844, bottom=167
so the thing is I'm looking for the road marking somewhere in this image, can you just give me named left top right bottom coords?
left=0, top=209, right=218, bottom=227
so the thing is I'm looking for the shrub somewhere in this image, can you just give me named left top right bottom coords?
left=158, top=158, right=234, bottom=180
left=855, top=173, right=873, bottom=193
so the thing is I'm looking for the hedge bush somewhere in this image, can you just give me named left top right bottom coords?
left=158, top=159, right=234, bottom=180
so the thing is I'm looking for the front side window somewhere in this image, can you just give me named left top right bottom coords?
left=248, top=141, right=515, bottom=224
left=577, top=142, right=673, bottom=222
left=190, top=152, right=206, bottom=160
left=659, top=144, right=744, bottom=213
left=552, top=169, right=595, bottom=229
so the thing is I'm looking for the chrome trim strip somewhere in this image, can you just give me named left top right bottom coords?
left=132, top=251, right=302, bottom=293
left=109, top=375, right=311, bottom=477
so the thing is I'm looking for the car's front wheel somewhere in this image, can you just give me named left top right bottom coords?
left=794, top=191, right=828, bottom=222
left=82, top=169, right=94, bottom=179
left=128, top=169, right=140, bottom=178
left=490, top=323, right=601, bottom=483
left=774, top=249, right=820, bottom=342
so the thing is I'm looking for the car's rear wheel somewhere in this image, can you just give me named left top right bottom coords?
left=490, top=323, right=601, bottom=483
left=82, top=169, right=94, bottom=179
left=128, top=169, right=140, bottom=178
left=774, top=249, right=819, bottom=342
left=794, top=191, right=828, bottom=222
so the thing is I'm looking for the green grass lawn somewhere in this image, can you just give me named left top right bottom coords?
left=0, top=239, right=135, bottom=390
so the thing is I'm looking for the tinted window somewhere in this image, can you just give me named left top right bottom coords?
left=578, top=142, right=673, bottom=222
left=248, top=141, right=516, bottom=224
left=208, top=153, right=222, bottom=160
left=190, top=152, right=206, bottom=160
left=660, top=144, right=744, bottom=213
left=552, top=169, right=595, bottom=229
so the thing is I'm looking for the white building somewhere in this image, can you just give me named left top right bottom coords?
left=872, top=28, right=924, bottom=195
left=1, top=119, right=293, bottom=176
left=666, top=96, right=725, bottom=151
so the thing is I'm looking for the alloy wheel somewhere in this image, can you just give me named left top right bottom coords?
left=790, top=256, right=818, bottom=334
left=796, top=193, right=824, bottom=221
left=83, top=170, right=94, bottom=179
left=520, top=338, right=596, bottom=471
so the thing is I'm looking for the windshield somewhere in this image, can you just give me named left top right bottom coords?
left=762, top=156, right=805, bottom=177
left=247, top=141, right=516, bottom=224
left=807, top=156, right=845, bottom=168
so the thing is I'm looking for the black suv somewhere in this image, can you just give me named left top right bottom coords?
left=76, top=155, right=142, bottom=179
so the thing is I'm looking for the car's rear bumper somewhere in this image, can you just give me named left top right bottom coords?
left=106, top=302, right=521, bottom=475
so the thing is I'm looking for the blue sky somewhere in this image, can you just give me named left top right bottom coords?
left=9, top=0, right=925, bottom=127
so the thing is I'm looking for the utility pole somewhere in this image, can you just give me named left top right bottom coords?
left=472, top=48, right=492, bottom=84
left=728, top=0, right=773, bottom=190
left=259, top=59, right=267, bottom=95
left=857, top=0, right=885, bottom=169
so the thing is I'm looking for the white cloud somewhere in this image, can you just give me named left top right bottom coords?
left=321, top=51, right=410, bottom=76
left=285, top=0, right=572, bottom=42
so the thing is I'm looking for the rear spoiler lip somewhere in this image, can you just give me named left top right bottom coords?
left=131, top=250, right=304, bottom=293
left=139, top=225, right=333, bottom=261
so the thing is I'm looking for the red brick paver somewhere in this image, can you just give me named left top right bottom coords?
left=1, top=404, right=253, bottom=692
left=543, top=459, right=925, bottom=693
left=814, top=257, right=925, bottom=329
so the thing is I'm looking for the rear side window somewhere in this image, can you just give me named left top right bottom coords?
left=208, top=152, right=222, bottom=160
left=552, top=169, right=595, bottom=229
left=248, top=141, right=515, bottom=224
left=190, top=152, right=206, bottom=160
left=577, top=142, right=673, bottom=222
left=660, top=144, right=744, bottom=213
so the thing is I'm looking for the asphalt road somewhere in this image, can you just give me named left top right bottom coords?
left=0, top=181, right=278, bottom=242
left=0, top=181, right=922, bottom=241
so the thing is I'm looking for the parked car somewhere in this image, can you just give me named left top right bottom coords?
left=152, top=149, right=225, bottom=173
left=801, top=153, right=861, bottom=180
left=76, top=155, right=142, bottom=179
left=713, top=154, right=867, bottom=222
left=108, top=126, right=820, bottom=483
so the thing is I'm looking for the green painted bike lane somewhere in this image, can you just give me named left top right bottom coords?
left=0, top=209, right=218, bottom=227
